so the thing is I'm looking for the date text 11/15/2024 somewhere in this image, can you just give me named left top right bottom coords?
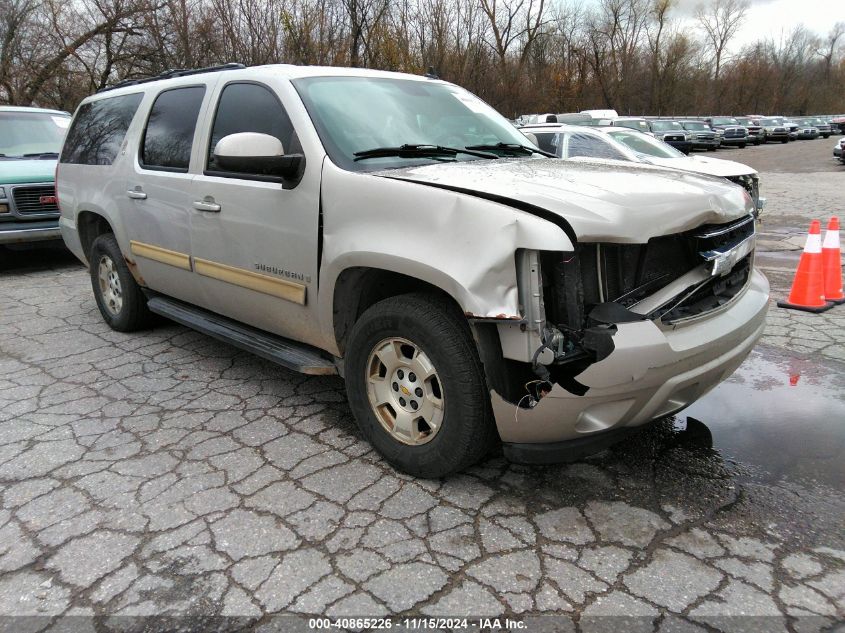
left=308, top=617, right=527, bottom=630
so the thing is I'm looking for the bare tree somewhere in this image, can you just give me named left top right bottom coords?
left=818, top=21, right=844, bottom=79
left=0, top=0, right=842, bottom=118
left=696, top=0, right=747, bottom=109
left=0, top=0, right=40, bottom=102
left=342, top=0, right=390, bottom=67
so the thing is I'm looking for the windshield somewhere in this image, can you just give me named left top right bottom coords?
left=760, top=118, right=781, bottom=125
left=606, top=130, right=684, bottom=159
left=734, top=118, right=754, bottom=125
left=682, top=121, right=708, bottom=130
left=711, top=117, right=738, bottom=126
left=292, top=76, right=533, bottom=171
left=649, top=121, right=682, bottom=131
left=0, top=111, right=69, bottom=157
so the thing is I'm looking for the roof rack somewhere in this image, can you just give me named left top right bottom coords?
left=97, top=62, right=246, bottom=93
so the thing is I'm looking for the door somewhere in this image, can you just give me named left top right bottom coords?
left=189, top=80, right=322, bottom=346
left=122, top=84, right=208, bottom=305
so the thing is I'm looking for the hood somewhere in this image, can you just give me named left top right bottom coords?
left=0, top=158, right=57, bottom=185
left=376, top=157, right=752, bottom=242
left=644, top=155, right=756, bottom=178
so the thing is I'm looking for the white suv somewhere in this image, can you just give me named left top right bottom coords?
left=57, top=64, right=769, bottom=477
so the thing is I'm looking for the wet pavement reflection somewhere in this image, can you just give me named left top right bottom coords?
left=682, top=345, right=845, bottom=489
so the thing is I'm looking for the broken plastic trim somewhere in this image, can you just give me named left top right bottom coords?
left=588, top=302, right=646, bottom=325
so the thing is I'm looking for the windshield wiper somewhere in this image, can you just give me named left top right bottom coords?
left=22, top=152, right=60, bottom=158
left=353, top=144, right=498, bottom=161
left=465, top=142, right=556, bottom=158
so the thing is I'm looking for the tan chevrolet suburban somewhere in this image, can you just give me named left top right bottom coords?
left=58, top=64, right=769, bottom=478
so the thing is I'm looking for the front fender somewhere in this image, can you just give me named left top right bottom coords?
left=318, top=160, right=574, bottom=353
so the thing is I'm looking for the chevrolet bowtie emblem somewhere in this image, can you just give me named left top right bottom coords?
left=400, top=386, right=410, bottom=396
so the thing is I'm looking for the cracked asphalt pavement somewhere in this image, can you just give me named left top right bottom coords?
left=1, top=139, right=844, bottom=632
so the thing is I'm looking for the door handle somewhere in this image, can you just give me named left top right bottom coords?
left=192, top=199, right=221, bottom=212
left=126, top=189, right=147, bottom=200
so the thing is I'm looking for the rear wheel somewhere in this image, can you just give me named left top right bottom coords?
left=345, top=293, right=497, bottom=478
left=739, top=143, right=746, bottom=149
left=781, top=138, right=788, bottom=144
left=89, top=233, right=154, bottom=332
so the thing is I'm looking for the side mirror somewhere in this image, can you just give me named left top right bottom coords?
left=213, top=132, right=304, bottom=180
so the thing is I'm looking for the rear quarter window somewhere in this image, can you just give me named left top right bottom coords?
left=60, top=93, right=143, bottom=165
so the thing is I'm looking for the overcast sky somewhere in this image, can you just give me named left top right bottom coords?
left=667, top=0, right=845, bottom=51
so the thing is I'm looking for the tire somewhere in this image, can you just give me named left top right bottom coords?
left=781, top=138, right=788, bottom=144
left=739, top=143, right=746, bottom=149
left=89, top=233, right=155, bottom=332
left=345, top=292, right=497, bottom=478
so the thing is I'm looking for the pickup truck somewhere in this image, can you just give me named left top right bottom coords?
left=0, top=106, right=70, bottom=245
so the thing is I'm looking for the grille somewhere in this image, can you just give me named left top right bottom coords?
left=543, top=215, right=755, bottom=330
left=12, top=186, right=59, bottom=215
left=659, top=256, right=751, bottom=322
left=723, top=128, right=746, bottom=138
left=664, top=134, right=685, bottom=142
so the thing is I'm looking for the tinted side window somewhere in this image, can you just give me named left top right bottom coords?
left=141, top=86, right=205, bottom=171
left=207, top=83, right=298, bottom=173
left=60, top=93, right=143, bottom=165
left=566, top=133, right=627, bottom=161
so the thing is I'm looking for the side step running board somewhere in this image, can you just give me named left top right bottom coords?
left=147, top=296, right=337, bottom=376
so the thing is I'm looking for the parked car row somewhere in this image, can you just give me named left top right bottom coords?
left=4, top=65, right=773, bottom=477
left=517, top=111, right=843, bottom=152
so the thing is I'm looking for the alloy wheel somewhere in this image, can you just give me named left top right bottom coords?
left=365, top=337, right=445, bottom=445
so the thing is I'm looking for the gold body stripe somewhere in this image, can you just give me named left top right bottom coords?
left=193, top=257, right=306, bottom=305
left=129, top=240, right=192, bottom=271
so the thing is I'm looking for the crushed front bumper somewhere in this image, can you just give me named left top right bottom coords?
left=493, top=269, right=769, bottom=460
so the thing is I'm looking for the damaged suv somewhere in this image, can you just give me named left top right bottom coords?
left=58, top=65, right=769, bottom=477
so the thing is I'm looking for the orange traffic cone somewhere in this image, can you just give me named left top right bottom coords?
left=822, top=216, right=844, bottom=305
left=777, top=220, right=833, bottom=313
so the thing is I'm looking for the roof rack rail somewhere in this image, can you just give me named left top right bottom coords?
left=97, top=62, right=245, bottom=93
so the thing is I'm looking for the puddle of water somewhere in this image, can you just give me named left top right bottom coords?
left=681, top=345, right=845, bottom=488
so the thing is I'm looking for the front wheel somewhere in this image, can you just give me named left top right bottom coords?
left=781, top=138, right=788, bottom=144
left=345, top=293, right=497, bottom=477
left=739, top=143, right=746, bottom=149
left=89, top=233, right=155, bottom=332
